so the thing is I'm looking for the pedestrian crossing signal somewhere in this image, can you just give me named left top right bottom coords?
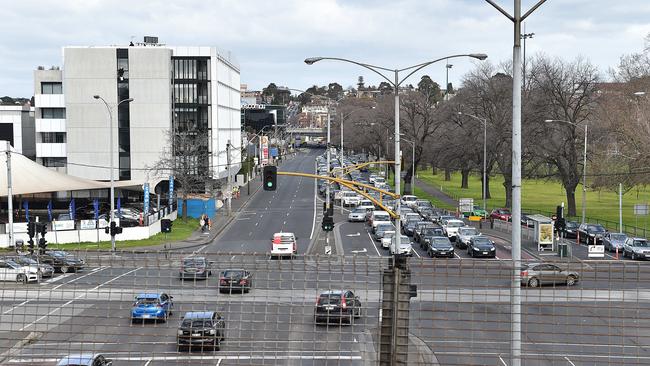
left=263, top=166, right=277, bottom=191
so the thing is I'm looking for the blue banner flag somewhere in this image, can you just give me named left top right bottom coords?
left=93, top=198, right=99, bottom=221
left=143, top=183, right=150, bottom=215
left=117, top=197, right=121, bottom=215
left=69, top=199, right=75, bottom=220
left=23, top=200, right=29, bottom=221
left=169, top=176, right=174, bottom=206
left=47, top=200, right=52, bottom=222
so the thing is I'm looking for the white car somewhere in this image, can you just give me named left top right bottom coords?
left=401, top=195, right=418, bottom=207
left=371, top=211, right=392, bottom=232
left=369, top=174, right=378, bottom=184
left=348, top=208, right=368, bottom=222
left=357, top=200, right=375, bottom=210
left=382, top=231, right=396, bottom=249
left=0, top=259, right=40, bottom=283
left=390, top=235, right=413, bottom=256
left=270, top=232, right=297, bottom=258
left=443, top=219, right=466, bottom=241
left=341, top=191, right=361, bottom=207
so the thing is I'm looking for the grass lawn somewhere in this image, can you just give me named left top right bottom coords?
left=417, top=170, right=650, bottom=231
left=40, top=218, right=200, bottom=251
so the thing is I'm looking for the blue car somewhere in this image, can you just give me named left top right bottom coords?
left=57, top=353, right=112, bottom=366
left=131, top=292, right=173, bottom=322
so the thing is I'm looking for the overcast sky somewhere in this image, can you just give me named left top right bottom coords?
left=2, top=0, right=649, bottom=97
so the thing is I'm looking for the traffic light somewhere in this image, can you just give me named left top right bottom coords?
left=38, top=237, right=47, bottom=252
left=27, top=222, right=36, bottom=238
left=105, top=221, right=123, bottom=236
left=321, top=215, right=334, bottom=231
left=39, top=223, right=47, bottom=237
left=263, top=166, right=277, bottom=191
left=27, top=239, right=34, bottom=254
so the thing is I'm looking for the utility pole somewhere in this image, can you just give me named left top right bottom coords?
left=226, top=139, right=232, bottom=216
left=6, top=141, right=13, bottom=248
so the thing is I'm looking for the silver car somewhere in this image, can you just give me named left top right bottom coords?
left=602, top=232, right=627, bottom=253
left=6, top=256, right=54, bottom=278
left=623, top=238, right=650, bottom=260
left=521, top=263, right=580, bottom=287
left=348, top=207, right=368, bottom=222
left=456, top=227, right=481, bottom=249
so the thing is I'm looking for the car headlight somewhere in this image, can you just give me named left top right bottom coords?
left=209, top=329, right=216, bottom=335
left=473, top=247, right=479, bottom=251
left=589, top=234, right=595, bottom=237
left=490, top=247, right=495, bottom=251
left=177, top=330, right=184, bottom=336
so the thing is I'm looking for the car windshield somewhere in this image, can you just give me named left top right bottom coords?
left=566, top=222, right=579, bottom=229
left=183, top=258, right=205, bottom=267
left=499, top=209, right=510, bottom=214
left=182, top=319, right=213, bottom=328
left=448, top=221, right=464, bottom=228
left=319, top=293, right=342, bottom=305
left=14, top=257, right=37, bottom=265
left=611, top=234, right=627, bottom=241
left=588, top=225, right=606, bottom=232
left=50, top=251, right=68, bottom=258
left=473, top=238, right=492, bottom=245
left=136, top=298, right=160, bottom=305
left=384, top=232, right=395, bottom=238
left=432, top=238, right=450, bottom=245
left=352, top=208, right=366, bottom=213
left=633, top=240, right=649, bottom=247
left=223, top=270, right=245, bottom=277
left=459, top=228, right=478, bottom=235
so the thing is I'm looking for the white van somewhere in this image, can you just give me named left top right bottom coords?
left=371, top=211, right=392, bottom=232
left=341, top=191, right=361, bottom=207
left=401, top=195, right=418, bottom=208
left=270, top=232, right=297, bottom=258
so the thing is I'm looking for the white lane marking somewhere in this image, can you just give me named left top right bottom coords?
left=52, top=266, right=111, bottom=290
left=454, top=252, right=462, bottom=259
left=248, top=232, right=252, bottom=236
left=255, top=222, right=259, bottom=226
left=144, top=359, right=153, bottom=366
left=367, top=231, right=382, bottom=257
left=412, top=248, right=421, bottom=258
left=283, top=221, right=286, bottom=225
left=309, top=166, right=317, bottom=240
left=40, top=273, right=72, bottom=284
left=286, top=212, right=290, bottom=216
left=90, top=267, right=103, bottom=272
left=215, top=359, right=222, bottom=366
left=88, top=267, right=142, bottom=291
left=564, top=357, right=576, bottom=366
left=194, top=245, right=208, bottom=254
left=499, top=355, right=508, bottom=366
left=2, top=300, right=30, bottom=315
left=7, top=354, right=361, bottom=363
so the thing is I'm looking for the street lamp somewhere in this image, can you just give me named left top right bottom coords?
left=93, top=95, right=134, bottom=253
left=521, top=25, right=534, bottom=89
left=458, top=112, right=488, bottom=213
left=445, top=62, right=453, bottom=101
left=545, top=119, right=588, bottom=224
left=306, top=53, right=488, bottom=258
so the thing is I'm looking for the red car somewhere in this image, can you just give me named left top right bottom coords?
left=490, top=208, right=511, bottom=221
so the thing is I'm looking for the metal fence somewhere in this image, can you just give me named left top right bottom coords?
left=1, top=251, right=649, bottom=365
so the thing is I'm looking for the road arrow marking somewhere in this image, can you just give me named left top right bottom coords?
left=346, top=233, right=361, bottom=237
left=351, top=248, right=367, bottom=254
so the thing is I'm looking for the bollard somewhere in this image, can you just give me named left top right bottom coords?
left=615, top=247, right=619, bottom=260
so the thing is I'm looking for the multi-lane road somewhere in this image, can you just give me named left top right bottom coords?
left=2, top=149, right=650, bottom=366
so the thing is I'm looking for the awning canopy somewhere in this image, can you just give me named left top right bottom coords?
left=0, top=145, right=143, bottom=197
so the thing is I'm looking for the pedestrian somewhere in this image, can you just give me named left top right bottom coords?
left=207, top=216, right=212, bottom=230
left=199, top=214, right=206, bottom=232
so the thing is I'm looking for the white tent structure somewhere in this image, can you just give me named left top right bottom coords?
left=0, top=144, right=141, bottom=196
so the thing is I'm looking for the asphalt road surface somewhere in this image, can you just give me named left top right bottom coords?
left=2, top=149, right=650, bottom=366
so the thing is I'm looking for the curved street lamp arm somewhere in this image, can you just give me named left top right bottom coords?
left=306, top=57, right=395, bottom=86
left=397, top=54, right=486, bottom=87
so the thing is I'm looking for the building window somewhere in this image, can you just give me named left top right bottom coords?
left=42, top=157, right=66, bottom=167
left=41, top=132, right=66, bottom=143
left=41, top=108, right=65, bottom=119
left=41, top=82, right=63, bottom=94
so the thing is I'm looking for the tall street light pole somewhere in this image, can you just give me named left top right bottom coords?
left=445, top=62, right=453, bottom=101
left=545, top=119, right=588, bottom=224
left=485, top=2, right=546, bottom=365
left=94, top=95, right=134, bottom=253
left=458, top=112, right=488, bottom=212
left=305, top=53, right=488, bottom=271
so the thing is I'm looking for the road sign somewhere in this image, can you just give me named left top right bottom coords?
left=216, top=200, right=224, bottom=209
left=588, top=244, right=605, bottom=258
left=459, top=198, right=474, bottom=213
left=325, top=245, right=332, bottom=255
left=468, top=216, right=482, bottom=222
left=634, top=204, right=649, bottom=216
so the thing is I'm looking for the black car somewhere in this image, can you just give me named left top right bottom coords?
left=177, top=311, right=226, bottom=351
left=314, top=290, right=362, bottom=325
left=426, top=236, right=455, bottom=258
left=467, top=236, right=496, bottom=258
left=413, top=222, right=436, bottom=243
left=418, top=207, right=435, bottom=220
left=419, top=227, right=445, bottom=247
left=218, top=269, right=253, bottom=293
left=561, top=221, right=579, bottom=239
left=32, top=251, right=84, bottom=273
left=577, top=223, right=607, bottom=245
left=403, top=220, right=423, bottom=237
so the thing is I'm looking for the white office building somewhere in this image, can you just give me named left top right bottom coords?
left=33, top=38, right=241, bottom=189
left=0, top=103, right=35, bottom=159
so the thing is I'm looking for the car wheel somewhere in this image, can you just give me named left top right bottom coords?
left=566, top=275, right=577, bottom=286
left=60, top=266, right=69, bottom=274
left=16, top=274, right=27, bottom=283
left=527, top=278, right=540, bottom=288
left=427, top=250, right=433, bottom=257
left=632, top=252, right=637, bottom=260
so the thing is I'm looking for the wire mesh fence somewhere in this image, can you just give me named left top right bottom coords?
left=1, top=251, right=649, bottom=365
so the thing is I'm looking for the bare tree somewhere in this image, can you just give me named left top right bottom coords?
left=528, top=55, right=601, bottom=216
left=150, top=129, right=211, bottom=219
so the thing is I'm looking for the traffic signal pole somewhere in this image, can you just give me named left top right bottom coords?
left=6, top=141, right=13, bottom=248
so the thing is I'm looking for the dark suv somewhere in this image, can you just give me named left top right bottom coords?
left=177, top=311, right=226, bottom=352
left=314, top=290, right=362, bottom=325
left=32, top=251, right=84, bottom=273
left=218, top=269, right=253, bottom=293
